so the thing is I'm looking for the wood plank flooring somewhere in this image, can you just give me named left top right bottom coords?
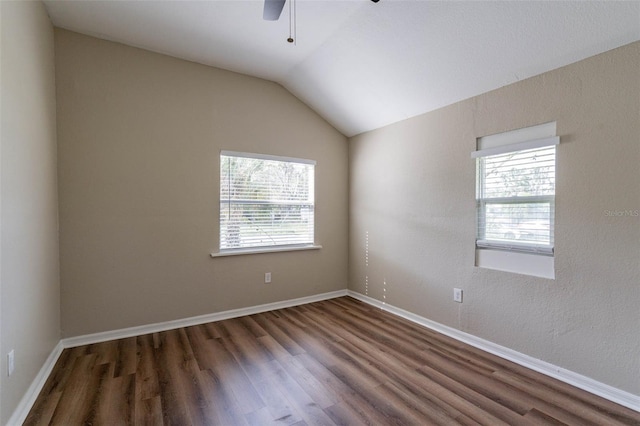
left=25, top=297, right=640, bottom=425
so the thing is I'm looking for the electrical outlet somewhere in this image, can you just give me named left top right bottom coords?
left=265, top=272, right=271, bottom=283
left=453, top=288, right=463, bottom=303
left=7, top=350, right=15, bottom=376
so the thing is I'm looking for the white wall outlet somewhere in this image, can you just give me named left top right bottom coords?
left=265, top=272, right=272, bottom=283
left=7, top=350, right=15, bottom=376
left=453, top=288, right=463, bottom=303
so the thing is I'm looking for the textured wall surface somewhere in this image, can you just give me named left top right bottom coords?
left=0, top=2, right=61, bottom=423
left=55, top=29, right=349, bottom=338
left=349, top=42, right=640, bottom=394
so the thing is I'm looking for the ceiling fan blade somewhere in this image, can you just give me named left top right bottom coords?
left=263, top=0, right=286, bottom=21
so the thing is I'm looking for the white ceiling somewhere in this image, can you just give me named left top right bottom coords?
left=43, top=0, right=640, bottom=137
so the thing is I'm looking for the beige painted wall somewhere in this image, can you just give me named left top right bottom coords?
left=349, top=42, right=640, bottom=394
left=55, top=29, right=349, bottom=338
left=0, top=1, right=61, bottom=423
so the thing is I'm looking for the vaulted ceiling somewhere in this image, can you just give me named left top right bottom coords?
left=43, top=0, right=640, bottom=137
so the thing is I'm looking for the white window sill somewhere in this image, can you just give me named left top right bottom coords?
left=475, top=248, right=555, bottom=279
left=210, top=244, right=322, bottom=258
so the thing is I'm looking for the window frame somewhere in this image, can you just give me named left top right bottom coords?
left=475, top=146, right=557, bottom=256
left=213, top=150, right=320, bottom=257
left=471, top=121, right=560, bottom=280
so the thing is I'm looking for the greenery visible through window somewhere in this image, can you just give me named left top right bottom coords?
left=220, top=151, right=315, bottom=251
left=476, top=145, right=556, bottom=254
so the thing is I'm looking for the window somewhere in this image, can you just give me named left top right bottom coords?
left=473, top=123, right=558, bottom=256
left=219, top=151, right=315, bottom=252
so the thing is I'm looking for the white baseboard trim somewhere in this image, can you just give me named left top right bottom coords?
left=11, top=288, right=637, bottom=425
left=62, top=289, right=348, bottom=348
left=7, top=340, right=64, bottom=426
left=347, top=290, right=640, bottom=412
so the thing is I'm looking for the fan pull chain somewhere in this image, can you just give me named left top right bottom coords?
left=288, top=0, right=296, bottom=44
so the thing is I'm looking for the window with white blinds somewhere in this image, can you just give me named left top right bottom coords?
left=473, top=130, right=558, bottom=255
left=220, top=151, right=315, bottom=251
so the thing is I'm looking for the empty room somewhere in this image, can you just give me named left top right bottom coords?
left=1, top=0, right=639, bottom=424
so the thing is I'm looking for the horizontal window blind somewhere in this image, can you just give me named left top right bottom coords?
left=476, top=144, right=556, bottom=255
left=220, top=152, right=315, bottom=250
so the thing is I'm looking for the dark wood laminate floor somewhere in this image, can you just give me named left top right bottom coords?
left=25, top=296, right=640, bottom=425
